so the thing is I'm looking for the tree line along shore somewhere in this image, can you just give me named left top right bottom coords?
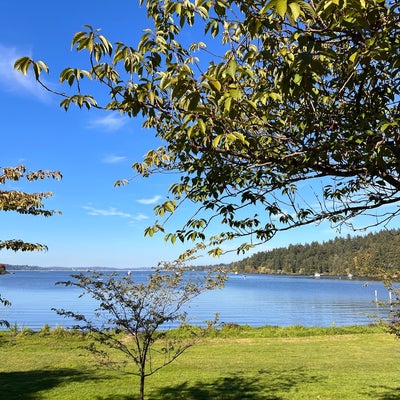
left=226, top=229, right=400, bottom=277
left=4, top=229, right=400, bottom=278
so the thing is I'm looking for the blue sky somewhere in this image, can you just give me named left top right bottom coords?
left=0, top=1, right=393, bottom=269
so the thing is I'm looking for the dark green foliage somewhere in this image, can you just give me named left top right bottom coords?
left=231, top=229, right=400, bottom=276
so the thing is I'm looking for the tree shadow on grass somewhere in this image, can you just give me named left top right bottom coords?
left=93, top=396, right=133, bottom=400
left=365, top=385, right=400, bottom=400
left=0, top=368, right=101, bottom=400
left=93, top=396, right=134, bottom=400
left=150, top=368, right=322, bottom=400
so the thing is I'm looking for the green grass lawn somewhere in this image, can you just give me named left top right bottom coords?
left=0, top=325, right=399, bottom=399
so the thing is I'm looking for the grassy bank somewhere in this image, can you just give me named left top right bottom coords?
left=0, top=325, right=399, bottom=399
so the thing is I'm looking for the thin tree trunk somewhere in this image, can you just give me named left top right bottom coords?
left=139, top=372, right=145, bottom=400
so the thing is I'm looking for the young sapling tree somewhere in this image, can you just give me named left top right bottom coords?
left=55, top=254, right=226, bottom=400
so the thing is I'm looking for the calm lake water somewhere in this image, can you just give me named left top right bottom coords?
left=0, top=270, right=392, bottom=330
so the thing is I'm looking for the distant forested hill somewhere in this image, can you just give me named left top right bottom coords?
left=230, top=229, right=400, bottom=276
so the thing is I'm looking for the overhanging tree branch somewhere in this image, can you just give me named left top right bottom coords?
left=13, top=0, right=400, bottom=257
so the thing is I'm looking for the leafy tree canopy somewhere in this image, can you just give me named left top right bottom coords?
left=15, top=0, right=400, bottom=257
left=0, top=165, right=61, bottom=252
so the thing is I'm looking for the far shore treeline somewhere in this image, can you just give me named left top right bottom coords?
left=224, top=229, right=400, bottom=276
left=4, top=229, right=400, bottom=278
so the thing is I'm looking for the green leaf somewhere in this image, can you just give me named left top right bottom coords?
left=163, top=200, right=176, bottom=213
left=224, top=96, right=232, bottom=112
left=229, top=88, right=242, bottom=99
left=98, top=35, right=113, bottom=56
left=349, top=51, right=359, bottom=64
left=293, top=74, right=303, bottom=85
left=275, top=0, right=288, bottom=18
left=205, top=76, right=222, bottom=92
left=213, top=135, right=223, bottom=148
left=288, top=2, right=301, bottom=21
left=198, top=119, right=207, bottom=134
left=114, top=179, right=129, bottom=187
left=159, top=73, right=169, bottom=90
left=14, top=57, right=30, bottom=75
left=208, top=247, right=223, bottom=257
left=269, top=92, right=282, bottom=101
left=144, top=227, right=155, bottom=237
left=148, top=91, right=155, bottom=103
left=226, top=59, right=237, bottom=79
left=233, top=132, right=248, bottom=145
